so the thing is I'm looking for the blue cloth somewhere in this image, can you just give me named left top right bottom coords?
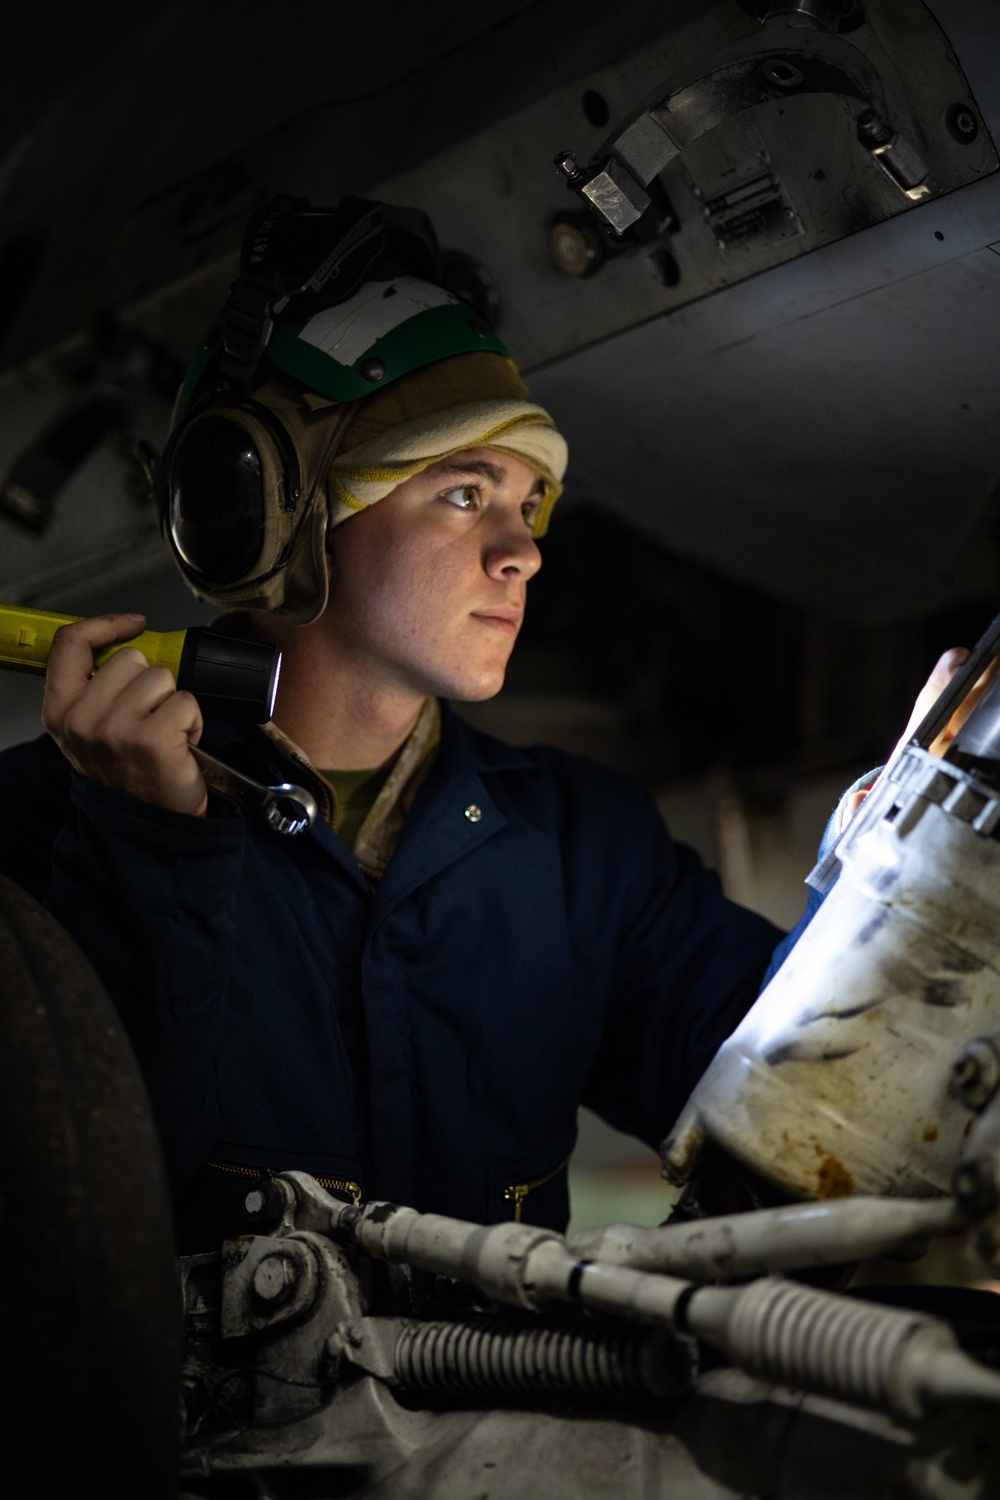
left=759, top=764, right=882, bottom=988
left=0, top=706, right=787, bottom=1233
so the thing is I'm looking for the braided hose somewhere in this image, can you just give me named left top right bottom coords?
left=394, top=1318, right=690, bottom=1400
left=720, top=1278, right=956, bottom=1420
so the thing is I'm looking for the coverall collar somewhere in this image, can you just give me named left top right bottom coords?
left=370, top=702, right=535, bottom=918
left=200, top=701, right=535, bottom=901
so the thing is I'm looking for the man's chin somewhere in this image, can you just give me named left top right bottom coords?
left=445, top=669, right=508, bottom=704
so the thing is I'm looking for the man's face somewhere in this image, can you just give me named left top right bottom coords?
left=322, top=446, right=544, bottom=701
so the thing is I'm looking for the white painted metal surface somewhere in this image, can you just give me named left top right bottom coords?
left=663, top=748, right=1000, bottom=1200
left=570, top=1195, right=963, bottom=1278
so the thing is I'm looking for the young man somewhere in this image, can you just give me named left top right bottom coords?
left=0, top=200, right=960, bottom=1249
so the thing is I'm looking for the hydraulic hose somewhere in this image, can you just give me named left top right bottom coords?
left=570, top=1196, right=962, bottom=1280
left=277, top=1175, right=1000, bottom=1422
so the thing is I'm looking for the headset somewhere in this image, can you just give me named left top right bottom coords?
left=156, top=195, right=509, bottom=620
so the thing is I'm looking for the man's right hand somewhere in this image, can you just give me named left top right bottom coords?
left=841, top=646, right=1000, bottom=828
left=42, top=613, right=208, bottom=817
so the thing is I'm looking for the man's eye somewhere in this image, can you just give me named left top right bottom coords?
left=442, top=485, right=479, bottom=510
left=521, top=500, right=541, bottom=528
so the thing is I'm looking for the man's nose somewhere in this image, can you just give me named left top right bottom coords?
left=483, top=516, right=542, bottom=581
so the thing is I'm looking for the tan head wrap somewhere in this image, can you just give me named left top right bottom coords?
left=329, top=352, right=567, bottom=538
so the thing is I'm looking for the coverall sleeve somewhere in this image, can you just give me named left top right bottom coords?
left=581, top=811, right=782, bottom=1151
left=759, top=763, right=882, bottom=987
left=47, top=775, right=246, bottom=1188
left=583, top=767, right=882, bottom=1149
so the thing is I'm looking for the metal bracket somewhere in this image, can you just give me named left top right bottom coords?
left=559, top=27, right=928, bottom=237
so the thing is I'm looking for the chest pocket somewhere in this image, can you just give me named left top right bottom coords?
left=488, top=1130, right=575, bottom=1230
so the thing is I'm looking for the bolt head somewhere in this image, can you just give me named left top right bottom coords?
left=243, top=1177, right=285, bottom=1225
left=252, top=1253, right=296, bottom=1305
left=946, top=102, right=979, bottom=144
left=548, top=217, right=604, bottom=278
left=359, top=357, right=386, bottom=382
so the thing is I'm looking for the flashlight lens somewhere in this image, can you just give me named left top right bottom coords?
left=169, top=417, right=265, bottom=584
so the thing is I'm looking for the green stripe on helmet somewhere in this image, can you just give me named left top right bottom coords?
left=172, top=277, right=511, bottom=432
left=267, top=298, right=509, bottom=402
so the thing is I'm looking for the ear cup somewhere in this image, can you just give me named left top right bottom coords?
left=168, top=414, right=267, bottom=583
left=164, top=393, right=303, bottom=593
left=157, top=372, right=354, bottom=622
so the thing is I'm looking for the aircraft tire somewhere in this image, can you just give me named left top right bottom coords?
left=0, top=872, right=180, bottom=1497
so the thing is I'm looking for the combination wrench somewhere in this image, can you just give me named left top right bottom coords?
left=190, top=746, right=318, bottom=836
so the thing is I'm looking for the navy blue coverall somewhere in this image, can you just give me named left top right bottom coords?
left=0, top=704, right=789, bottom=1248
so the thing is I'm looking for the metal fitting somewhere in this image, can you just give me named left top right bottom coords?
left=857, top=108, right=892, bottom=147
left=857, top=110, right=930, bottom=200
left=554, top=151, right=583, bottom=184
left=953, top=1159, right=999, bottom=1218
left=753, top=0, right=858, bottom=30
left=950, top=1036, right=1000, bottom=1112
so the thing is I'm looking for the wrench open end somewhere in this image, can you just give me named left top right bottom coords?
left=191, top=746, right=318, bottom=836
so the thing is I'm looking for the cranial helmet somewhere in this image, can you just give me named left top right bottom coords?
left=156, top=196, right=568, bottom=624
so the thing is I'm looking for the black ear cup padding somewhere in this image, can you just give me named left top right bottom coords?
left=168, top=415, right=266, bottom=584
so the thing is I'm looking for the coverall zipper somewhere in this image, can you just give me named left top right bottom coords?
left=503, top=1152, right=572, bottom=1222
left=206, top=1158, right=362, bottom=1206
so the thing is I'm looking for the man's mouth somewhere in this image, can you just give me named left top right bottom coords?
left=471, top=607, right=522, bottom=637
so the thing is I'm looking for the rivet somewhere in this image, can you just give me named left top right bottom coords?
left=359, top=357, right=386, bottom=382
left=464, top=804, right=482, bottom=822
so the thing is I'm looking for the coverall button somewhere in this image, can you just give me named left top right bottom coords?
left=464, top=804, right=482, bottom=822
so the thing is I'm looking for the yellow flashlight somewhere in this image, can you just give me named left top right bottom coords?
left=0, top=605, right=280, bottom=723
